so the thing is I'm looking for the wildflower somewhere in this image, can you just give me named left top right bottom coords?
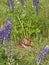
left=37, top=45, right=49, bottom=64
left=6, top=18, right=12, bottom=30
left=20, top=0, right=25, bottom=6
left=0, top=30, right=3, bottom=44
left=33, top=0, right=39, bottom=15
left=3, top=18, right=12, bottom=40
left=0, top=18, right=12, bottom=44
left=7, top=0, right=15, bottom=10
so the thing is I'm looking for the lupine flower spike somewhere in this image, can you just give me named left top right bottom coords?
left=33, top=0, right=39, bottom=15
left=0, top=29, right=3, bottom=44
left=37, top=45, right=49, bottom=65
left=7, top=0, right=15, bottom=10
left=0, top=18, right=12, bottom=44
left=20, top=0, right=25, bottom=7
left=4, top=19, right=13, bottom=65
left=0, top=23, right=4, bottom=44
left=3, top=18, right=12, bottom=40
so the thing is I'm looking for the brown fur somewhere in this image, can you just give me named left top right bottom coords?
left=18, top=38, right=32, bottom=49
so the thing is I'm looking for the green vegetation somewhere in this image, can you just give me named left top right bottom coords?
left=0, top=0, right=49, bottom=65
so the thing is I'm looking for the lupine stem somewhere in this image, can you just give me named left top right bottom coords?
left=4, top=40, right=14, bottom=65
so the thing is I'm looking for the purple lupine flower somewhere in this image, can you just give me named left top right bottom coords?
left=3, top=18, right=12, bottom=40
left=33, top=0, right=39, bottom=15
left=20, top=0, right=25, bottom=6
left=0, top=18, right=12, bottom=44
left=7, top=0, right=15, bottom=10
left=0, top=30, right=3, bottom=44
left=37, top=45, right=49, bottom=64
left=6, top=18, right=12, bottom=30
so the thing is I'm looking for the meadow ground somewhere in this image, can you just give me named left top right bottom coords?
left=0, top=0, right=49, bottom=65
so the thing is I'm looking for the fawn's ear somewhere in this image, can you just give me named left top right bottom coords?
left=18, top=38, right=32, bottom=49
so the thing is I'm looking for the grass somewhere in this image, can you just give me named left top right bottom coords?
left=0, top=0, right=49, bottom=65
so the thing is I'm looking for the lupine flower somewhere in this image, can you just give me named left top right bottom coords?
left=33, top=0, right=39, bottom=15
left=0, top=18, right=12, bottom=44
left=6, top=18, right=12, bottom=30
left=0, top=30, right=3, bottom=44
left=37, top=45, right=49, bottom=64
left=3, top=18, right=12, bottom=40
left=20, top=0, right=25, bottom=6
left=7, top=0, right=15, bottom=10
